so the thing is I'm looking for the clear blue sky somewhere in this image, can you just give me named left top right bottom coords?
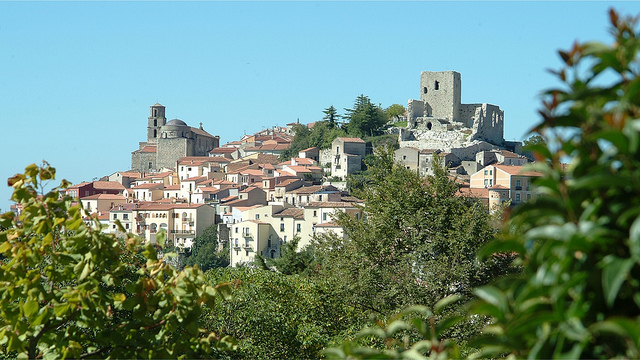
left=1, top=1, right=639, bottom=212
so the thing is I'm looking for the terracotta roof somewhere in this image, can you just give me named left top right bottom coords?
left=93, top=181, right=126, bottom=190
left=177, top=156, right=219, bottom=166
left=336, top=137, right=365, bottom=143
left=132, top=183, right=164, bottom=190
left=458, top=187, right=490, bottom=199
left=275, top=208, right=304, bottom=219
left=300, top=147, right=319, bottom=153
left=118, top=171, right=143, bottom=178
left=80, top=194, right=127, bottom=200
left=278, top=158, right=316, bottom=166
left=494, top=164, right=542, bottom=177
left=288, top=185, right=322, bottom=194
left=276, top=178, right=302, bottom=187
left=190, top=126, right=217, bottom=139
left=489, top=184, right=510, bottom=190
left=245, top=144, right=290, bottom=151
left=140, top=145, right=157, bottom=153
left=182, top=176, right=208, bottom=183
left=256, top=153, right=280, bottom=165
left=497, top=150, right=522, bottom=158
left=307, top=201, right=361, bottom=208
left=241, top=169, right=265, bottom=176
left=209, top=147, right=237, bottom=154
left=164, top=184, right=180, bottom=190
left=315, top=221, right=341, bottom=228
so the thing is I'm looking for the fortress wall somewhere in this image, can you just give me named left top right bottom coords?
left=449, top=141, right=499, bottom=161
left=420, top=71, right=461, bottom=122
left=472, top=104, right=504, bottom=144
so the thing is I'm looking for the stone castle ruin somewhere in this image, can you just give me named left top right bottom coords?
left=399, top=71, right=509, bottom=161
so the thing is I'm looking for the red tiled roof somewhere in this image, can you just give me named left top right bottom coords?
left=336, top=137, right=365, bottom=143
left=132, top=183, right=164, bottom=190
left=80, top=194, right=127, bottom=200
left=140, top=145, right=157, bottom=153
left=93, top=181, right=125, bottom=190
left=494, top=164, right=542, bottom=177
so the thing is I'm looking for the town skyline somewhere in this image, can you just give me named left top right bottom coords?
left=2, top=1, right=640, bottom=212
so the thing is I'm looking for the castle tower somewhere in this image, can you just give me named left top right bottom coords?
left=147, top=103, right=167, bottom=143
left=420, top=71, right=461, bottom=122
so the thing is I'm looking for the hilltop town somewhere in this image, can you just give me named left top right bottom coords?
left=10, top=71, right=539, bottom=267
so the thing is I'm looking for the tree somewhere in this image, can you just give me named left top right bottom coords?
left=314, top=146, right=513, bottom=318
left=344, top=95, right=387, bottom=137
left=470, top=10, right=640, bottom=359
left=384, top=103, right=406, bottom=121
left=0, top=163, right=235, bottom=359
left=201, top=268, right=353, bottom=360
left=184, top=224, right=229, bottom=271
left=255, top=235, right=317, bottom=276
left=323, top=105, right=341, bottom=129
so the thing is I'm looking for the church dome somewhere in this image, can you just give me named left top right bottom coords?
left=165, top=119, right=187, bottom=126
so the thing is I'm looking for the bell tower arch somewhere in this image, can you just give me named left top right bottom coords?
left=147, top=103, right=166, bottom=143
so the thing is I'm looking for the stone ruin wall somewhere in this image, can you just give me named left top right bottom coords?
left=459, top=103, right=504, bottom=145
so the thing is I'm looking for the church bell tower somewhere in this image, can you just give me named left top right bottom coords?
left=147, top=103, right=167, bottom=143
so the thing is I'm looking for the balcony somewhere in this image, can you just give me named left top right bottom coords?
left=515, top=186, right=522, bottom=191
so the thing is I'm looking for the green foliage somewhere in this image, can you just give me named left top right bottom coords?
left=325, top=297, right=464, bottom=360
left=344, top=94, right=387, bottom=137
left=184, top=224, right=229, bottom=271
left=470, top=10, right=640, bottom=359
left=280, top=121, right=346, bottom=160
left=202, top=268, right=354, bottom=360
left=384, top=103, right=406, bottom=121
left=314, top=146, right=513, bottom=319
left=257, top=235, right=317, bottom=276
left=323, top=105, right=342, bottom=128
left=0, top=163, right=235, bottom=359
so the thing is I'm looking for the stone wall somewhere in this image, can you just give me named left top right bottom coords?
left=131, top=151, right=156, bottom=172
left=157, top=138, right=189, bottom=169
left=420, top=71, right=461, bottom=122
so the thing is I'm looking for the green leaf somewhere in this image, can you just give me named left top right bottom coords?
left=23, top=298, right=39, bottom=319
left=601, top=255, right=634, bottom=307
left=434, top=294, right=462, bottom=314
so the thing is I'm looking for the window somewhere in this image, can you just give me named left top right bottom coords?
left=323, top=213, right=327, bottom=221
left=268, top=238, right=271, bottom=247
left=403, top=155, right=407, bottom=160
left=245, top=250, right=249, bottom=256
left=313, top=210, right=317, bottom=217
left=423, top=86, right=428, bottom=94
left=484, top=170, right=488, bottom=175
left=336, top=146, right=340, bottom=153
left=113, top=214, right=117, bottom=220
left=149, top=162, right=153, bottom=169
left=484, top=179, right=488, bottom=187
left=434, top=80, right=440, bottom=90
left=255, top=214, right=260, bottom=220
left=125, top=223, right=129, bottom=229
left=280, top=223, right=285, bottom=232
left=296, top=224, right=301, bottom=232
left=235, top=227, right=238, bottom=233
left=516, top=179, right=521, bottom=189
left=527, top=193, right=531, bottom=200
left=283, top=236, right=287, bottom=243
left=516, top=194, right=521, bottom=202
left=123, top=214, right=128, bottom=220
